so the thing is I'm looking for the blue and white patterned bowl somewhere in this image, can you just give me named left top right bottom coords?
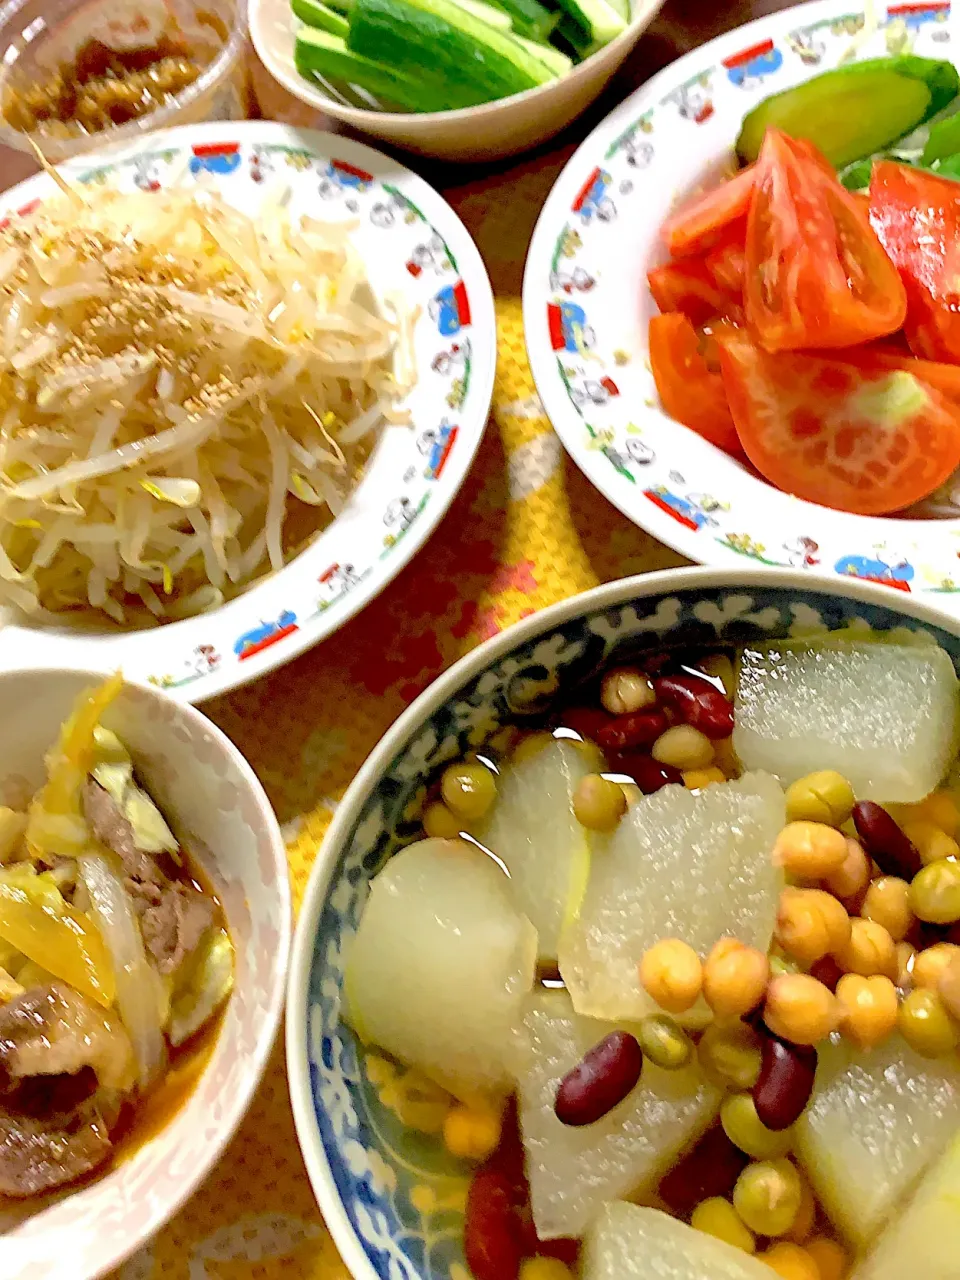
left=286, top=566, right=960, bottom=1279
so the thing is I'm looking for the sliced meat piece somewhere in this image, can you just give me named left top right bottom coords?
left=0, top=1102, right=113, bottom=1197
left=141, top=882, right=214, bottom=975
left=0, top=984, right=134, bottom=1094
left=82, top=779, right=163, bottom=887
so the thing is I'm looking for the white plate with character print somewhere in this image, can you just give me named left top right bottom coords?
left=0, top=121, right=495, bottom=701
left=523, top=0, right=960, bottom=609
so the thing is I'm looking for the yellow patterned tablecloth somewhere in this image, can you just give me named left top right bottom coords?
left=93, top=167, right=687, bottom=1280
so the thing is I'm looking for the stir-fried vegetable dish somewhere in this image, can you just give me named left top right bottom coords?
left=343, top=636, right=960, bottom=1278
left=0, top=673, right=233, bottom=1198
left=648, top=52, right=960, bottom=517
left=0, top=180, right=410, bottom=625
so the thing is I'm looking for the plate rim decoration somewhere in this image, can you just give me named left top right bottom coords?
left=0, top=120, right=496, bottom=702
left=522, top=0, right=960, bottom=612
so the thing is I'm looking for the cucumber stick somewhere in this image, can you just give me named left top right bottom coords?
left=292, top=0, right=350, bottom=36
left=515, top=33, right=571, bottom=74
left=480, top=0, right=558, bottom=39
left=348, top=0, right=558, bottom=107
left=453, top=0, right=513, bottom=30
left=553, top=0, right=624, bottom=47
left=294, top=27, right=453, bottom=110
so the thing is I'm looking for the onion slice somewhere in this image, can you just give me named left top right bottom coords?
left=77, top=849, right=164, bottom=1089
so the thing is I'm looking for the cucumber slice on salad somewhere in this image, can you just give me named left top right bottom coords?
left=737, top=56, right=959, bottom=168
left=347, top=0, right=558, bottom=107
left=292, top=0, right=350, bottom=36
left=294, top=27, right=450, bottom=109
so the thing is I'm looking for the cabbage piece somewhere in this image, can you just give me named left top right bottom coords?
left=91, top=725, right=178, bottom=856
left=168, top=927, right=234, bottom=1046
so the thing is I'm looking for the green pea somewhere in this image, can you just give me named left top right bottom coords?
left=637, top=1014, right=693, bottom=1070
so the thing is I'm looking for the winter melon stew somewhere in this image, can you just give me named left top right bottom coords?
left=345, top=635, right=960, bottom=1278
left=0, top=673, right=233, bottom=1201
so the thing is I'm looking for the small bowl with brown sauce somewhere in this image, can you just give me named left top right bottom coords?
left=0, top=667, right=290, bottom=1279
left=0, top=0, right=249, bottom=173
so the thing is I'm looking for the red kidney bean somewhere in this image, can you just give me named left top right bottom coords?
left=752, top=1034, right=817, bottom=1131
left=653, top=674, right=734, bottom=739
left=560, top=706, right=613, bottom=744
left=554, top=1031, right=643, bottom=1126
left=808, top=954, right=842, bottom=993
left=464, top=1167, right=525, bottom=1280
left=852, top=801, right=922, bottom=881
left=610, top=752, right=683, bottom=794
left=595, top=709, right=668, bottom=752
left=658, top=1123, right=749, bottom=1217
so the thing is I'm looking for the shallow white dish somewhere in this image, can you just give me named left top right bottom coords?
left=249, top=0, right=665, bottom=163
left=0, top=669, right=290, bottom=1280
left=523, top=0, right=960, bottom=607
left=0, top=120, right=496, bottom=701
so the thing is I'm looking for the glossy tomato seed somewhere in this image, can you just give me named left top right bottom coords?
left=595, top=709, right=669, bottom=752
left=852, top=801, right=922, bottom=881
left=654, top=674, right=735, bottom=739
left=554, top=1031, right=643, bottom=1126
left=752, top=1034, right=817, bottom=1131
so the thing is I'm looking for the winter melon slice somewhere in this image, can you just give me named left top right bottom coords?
left=516, top=988, right=720, bottom=1239
left=734, top=639, right=959, bottom=804
left=559, top=773, right=784, bottom=1022
left=852, top=1131, right=960, bottom=1279
left=344, top=838, right=537, bottom=1102
left=470, top=738, right=598, bottom=960
left=582, top=1202, right=773, bottom=1280
left=795, top=1033, right=960, bottom=1250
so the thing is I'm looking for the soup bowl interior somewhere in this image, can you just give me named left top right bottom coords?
left=287, top=565, right=960, bottom=1280
left=0, top=670, right=290, bottom=1280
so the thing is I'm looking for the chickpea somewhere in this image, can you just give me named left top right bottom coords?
left=762, top=1243, right=820, bottom=1280
left=939, top=953, right=960, bottom=1021
left=683, top=766, right=726, bottom=790
left=698, top=1020, right=763, bottom=1089
left=896, top=940, right=916, bottom=989
left=823, top=837, right=872, bottom=902
left=773, top=822, right=848, bottom=879
left=911, top=942, right=960, bottom=989
left=910, top=860, right=960, bottom=925
left=703, top=937, right=770, bottom=1018
left=600, top=667, right=656, bottom=716
left=775, top=888, right=851, bottom=967
left=836, top=973, right=898, bottom=1049
left=862, top=876, right=914, bottom=942
left=721, top=1093, right=793, bottom=1160
left=733, top=1159, right=802, bottom=1237
left=902, top=819, right=959, bottom=866
left=573, top=774, right=627, bottom=833
left=639, top=939, right=703, bottom=1014
left=691, top=1196, right=756, bottom=1253
left=519, top=1260, right=575, bottom=1280
left=784, top=771, right=855, bottom=828
left=763, top=974, right=840, bottom=1045
left=423, top=801, right=462, bottom=840
left=899, top=987, right=960, bottom=1058
left=806, top=1238, right=849, bottom=1280
left=919, top=792, right=960, bottom=838
left=512, top=731, right=554, bottom=765
left=443, top=1101, right=503, bottom=1162
left=834, top=918, right=898, bottom=979
left=441, top=761, right=497, bottom=820
left=652, top=724, right=714, bottom=771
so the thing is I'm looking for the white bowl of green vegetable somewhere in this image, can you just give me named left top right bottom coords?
left=249, top=0, right=664, bottom=161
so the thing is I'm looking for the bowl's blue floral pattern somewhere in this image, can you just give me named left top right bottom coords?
left=302, top=584, right=960, bottom=1280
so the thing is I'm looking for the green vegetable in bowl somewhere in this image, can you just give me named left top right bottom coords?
left=736, top=55, right=960, bottom=168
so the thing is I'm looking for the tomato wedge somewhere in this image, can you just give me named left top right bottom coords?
left=744, top=131, right=906, bottom=352
left=832, top=347, right=960, bottom=406
left=662, top=164, right=756, bottom=259
left=649, top=314, right=741, bottom=455
left=870, top=160, right=960, bottom=363
left=648, top=257, right=743, bottom=325
left=717, top=330, right=960, bottom=514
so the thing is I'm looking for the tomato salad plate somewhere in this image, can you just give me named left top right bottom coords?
left=0, top=121, right=495, bottom=701
left=523, top=0, right=960, bottom=603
